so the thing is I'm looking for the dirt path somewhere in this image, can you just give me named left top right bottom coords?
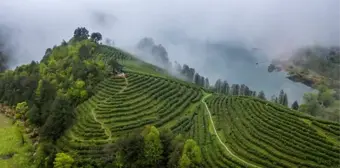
left=91, top=76, right=129, bottom=141
left=201, top=94, right=261, bottom=168
left=91, top=108, right=112, bottom=140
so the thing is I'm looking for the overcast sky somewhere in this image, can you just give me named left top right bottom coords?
left=1, top=0, right=339, bottom=63
left=0, top=0, right=339, bottom=101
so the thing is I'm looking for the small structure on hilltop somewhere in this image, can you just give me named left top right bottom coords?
left=108, top=59, right=127, bottom=78
left=117, top=72, right=126, bottom=78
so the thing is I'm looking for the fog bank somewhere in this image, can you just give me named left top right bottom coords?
left=0, top=0, right=339, bottom=102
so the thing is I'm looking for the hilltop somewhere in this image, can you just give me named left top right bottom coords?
left=0, top=28, right=339, bottom=168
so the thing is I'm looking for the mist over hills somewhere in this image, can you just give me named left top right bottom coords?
left=0, top=0, right=338, bottom=102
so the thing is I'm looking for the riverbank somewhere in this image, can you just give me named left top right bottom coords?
left=276, top=60, right=339, bottom=90
left=274, top=61, right=340, bottom=122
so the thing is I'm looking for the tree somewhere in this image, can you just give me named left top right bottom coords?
left=252, top=91, right=257, bottom=97
left=73, top=27, right=89, bottom=41
left=27, top=104, right=40, bottom=125
left=40, top=96, right=74, bottom=141
left=181, top=64, right=190, bottom=79
left=282, top=93, right=288, bottom=107
left=188, top=68, right=195, bottom=82
left=78, top=45, right=91, bottom=60
left=231, top=84, right=240, bottom=95
left=61, top=40, right=67, bottom=46
left=316, top=84, right=328, bottom=93
left=300, top=92, right=321, bottom=116
left=15, top=101, right=29, bottom=120
left=141, top=126, right=163, bottom=167
left=291, top=100, right=299, bottom=110
left=199, top=76, right=205, bottom=87
left=278, top=90, right=285, bottom=104
left=221, top=81, right=229, bottom=95
left=257, top=91, right=266, bottom=100
left=137, top=37, right=155, bottom=50
left=53, top=153, right=74, bottom=168
left=0, top=50, right=8, bottom=72
left=193, top=73, right=200, bottom=85
left=318, top=90, right=334, bottom=107
left=167, top=134, right=185, bottom=168
left=152, top=44, right=169, bottom=66
left=112, top=132, right=144, bottom=167
left=179, top=139, right=202, bottom=168
left=240, top=84, right=247, bottom=95
left=174, top=61, right=182, bottom=73
left=243, top=85, right=251, bottom=96
left=214, top=79, right=222, bottom=93
left=41, top=48, right=52, bottom=63
left=108, top=59, right=121, bottom=74
left=204, top=77, right=210, bottom=88
left=90, top=32, right=102, bottom=43
left=179, top=154, right=191, bottom=168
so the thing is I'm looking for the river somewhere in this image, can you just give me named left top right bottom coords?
left=164, top=40, right=315, bottom=105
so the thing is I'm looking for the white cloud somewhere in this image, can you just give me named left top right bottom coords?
left=0, top=0, right=338, bottom=102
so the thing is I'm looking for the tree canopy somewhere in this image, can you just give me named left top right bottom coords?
left=90, top=32, right=103, bottom=43
left=73, top=27, right=89, bottom=41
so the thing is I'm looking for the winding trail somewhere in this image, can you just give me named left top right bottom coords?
left=201, top=93, right=261, bottom=168
left=91, top=75, right=129, bottom=141
left=91, top=108, right=112, bottom=140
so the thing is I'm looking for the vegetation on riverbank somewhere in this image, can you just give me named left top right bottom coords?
left=270, top=46, right=340, bottom=122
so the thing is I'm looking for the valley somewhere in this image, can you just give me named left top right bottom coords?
left=0, top=29, right=339, bottom=168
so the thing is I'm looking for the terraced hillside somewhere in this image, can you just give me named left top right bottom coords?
left=57, top=44, right=340, bottom=167
left=201, top=95, right=340, bottom=168
left=57, top=71, right=203, bottom=159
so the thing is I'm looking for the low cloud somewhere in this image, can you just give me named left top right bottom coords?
left=0, top=0, right=339, bottom=101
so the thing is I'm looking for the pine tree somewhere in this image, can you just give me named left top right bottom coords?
left=204, top=77, right=210, bottom=88
left=200, top=76, right=205, bottom=87
left=221, top=81, right=229, bottom=94
left=214, top=79, right=222, bottom=93
left=279, top=90, right=285, bottom=104
left=244, top=86, right=250, bottom=96
left=252, top=91, right=257, bottom=97
left=193, top=73, right=200, bottom=85
left=257, top=91, right=266, bottom=100
left=291, top=100, right=299, bottom=110
left=283, top=93, right=288, bottom=106
left=188, top=68, right=195, bottom=81
left=224, top=81, right=230, bottom=95
left=236, top=84, right=240, bottom=95
left=174, top=61, right=182, bottom=73
left=271, top=95, right=277, bottom=102
left=181, top=64, right=190, bottom=79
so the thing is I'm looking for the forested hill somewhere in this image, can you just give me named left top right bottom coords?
left=0, top=28, right=339, bottom=168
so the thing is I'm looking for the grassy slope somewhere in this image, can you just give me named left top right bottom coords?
left=59, top=45, right=340, bottom=167
left=203, top=95, right=340, bottom=168
left=0, top=114, right=34, bottom=168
